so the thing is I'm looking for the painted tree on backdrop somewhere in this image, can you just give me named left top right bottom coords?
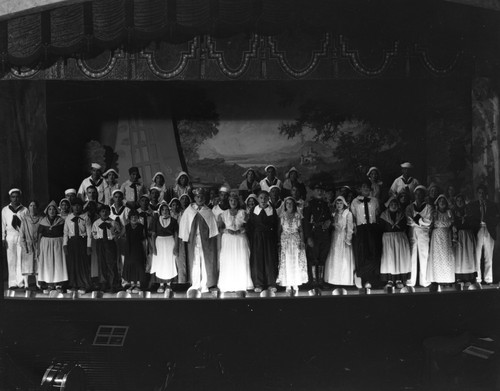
left=278, top=99, right=401, bottom=182
left=173, top=89, right=220, bottom=165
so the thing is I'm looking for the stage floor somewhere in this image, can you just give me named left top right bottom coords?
left=3, top=282, right=499, bottom=300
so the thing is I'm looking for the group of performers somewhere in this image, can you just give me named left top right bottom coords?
left=2, top=161, right=498, bottom=296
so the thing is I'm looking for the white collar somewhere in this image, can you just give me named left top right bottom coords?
left=254, top=205, right=274, bottom=216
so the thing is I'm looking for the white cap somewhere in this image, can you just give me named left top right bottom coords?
left=64, top=188, right=77, bottom=196
left=242, top=168, right=255, bottom=177
left=175, top=171, right=189, bottom=182
left=112, top=189, right=123, bottom=197
left=400, top=162, right=413, bottom=169
left=152, top=172, right=165, bottom=182
left=8, top=188, right=21, bottom=196
left=269, top=185, right=280, bottom=192
left=286, top=167, right=299, bottom=178
left=102, top=168, right=119, bottom=178
left=91, top=163, right=102, bottom=170
left=366, top=166, right=379, bottom=177
left=434, top=194, right=448, bottom=206
left=334, top=195, right=349, bottom=208
left=245, top=194, right=258, bottom=203
left=149, top=186, right=162, bottom=193
left=414, top=185, right=427, bottom=193
left=219, top=186, right=229, bottom=193
left=265, top=164, right=277, bottom=172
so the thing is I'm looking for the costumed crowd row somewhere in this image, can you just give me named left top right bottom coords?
left=2, top=161, right=498, bottom=295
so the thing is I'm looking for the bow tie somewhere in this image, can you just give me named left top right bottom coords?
left=362, top=197, right=371, bottom=202
left=90, top=178, right=102, bottom=187
left=71, top=216, right=81, bottom=223
left=402, top=177, right=413, bottom=185
left=99, top=222, right=112, bottom=230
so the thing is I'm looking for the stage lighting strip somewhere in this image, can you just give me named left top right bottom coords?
left=339, top=35, right=399, bottom=77
left=76, top=49, right=125, bottom=79
left=206, top=34, right=260, bottom=78
left=413, top=44, right=462, bottom=75
left=140, top=37, right=199, bottom=79
left=266, top=33, right=330, bottom=79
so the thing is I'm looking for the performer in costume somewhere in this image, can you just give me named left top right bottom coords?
left=218, top=193, right=253, bottom=292
left=427, top=195, right=456, bottom=287
left=238, top=168, right=260, bottom=205
left=453, top=193, right=476, bottom=283
left=282, top=167, right=307, bottom=200
left=259, top=165, right=282, bottom=192
left=92, top=205, right=121, bottom=292
left=109, top=189, right=129, bottom=278
left=269, top=185, right=284, bottom=216
left=150, top=172, right=168, bottom=202
left=151, top=202, right=179, bottom=292
left=149, top=187, right=162, bottom=212
left=245, top=194, right=258, bottom=214
left=59, top=198, right=71, bottom=220
left=351, top=180, right=382, bottom=288
left=247, top=190, right=279, bottom=292
left=324, top=196, right=356, bottom=287
left=64, top=189, right=78, bottom=205
left=367, top=167, right=385, bottom=206
left=120, top=166, right=147, bottom=210
left=379, top=197, right=411, bottom=289
left=180, top=194, right=192, bottom=211
left=178, top=188, right=219, bottom=293
left=389, top=162, right=420, bottom=199
left=77, top=163, right=105, bottom=203
left=102, top=169, right=120, bottom=206
left=19, top=200, right=42, bottom=290
left=38, top=201, right=67, bottom=292
left=303, top=183, right=332, bottom=288
left=277, top=197, right=308, bottom=292
left=405, top=185, right=433, bottom=287
left=467, top=184, right=500, bottom=284
left=212, top=186, right=230, bottom=221
left=122, top=210, right=147, bottom=293
left=2, top=188, right=28, bottom=289
left=63, top=198, right=92, bottom=294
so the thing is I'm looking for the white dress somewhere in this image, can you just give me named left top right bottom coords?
left=218, top=209, right=253, bottom=291
left=277, top=212, right=308, bottom=287
left=427, top=210, right=455, bottom=283
left=324, top=209, right=355, bottom=286
left=150, top=217, right=178, bottom=280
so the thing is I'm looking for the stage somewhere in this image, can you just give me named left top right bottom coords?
left=1, top=287, right=500, bottom=390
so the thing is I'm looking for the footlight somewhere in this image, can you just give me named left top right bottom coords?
left=308, top=288, right=322, bottom=296
left=455, top=282, right=465, bottom=291
left=332, top=288, right=347, bottom=296
left=385, top=285, right=395, bottom=294
left=187, top=288, right=202, bottom=299
left=260, top=289, right=276, bottom=298
left=115, top=291, right=132, bottom=299
left=25, top=290, right=37, bottom=299
left=468, top=282, right=482, bottom=290
left=399, top=286, right=415, bottom=294
left=163, top=288, right=174, bottom=299
left=359, top=288, right=371, bottom=295
left=142, top=291, right=151, bottom=299
left=91, top=291, right=104, bottom=299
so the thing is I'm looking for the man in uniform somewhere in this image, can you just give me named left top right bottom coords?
left=2, top=188, right=28, bottom=289
left=78, top=163, right=105, bottom=203
left=389, top=162, right=420, bottom=199
left=303, top=182, right=332, bottom=288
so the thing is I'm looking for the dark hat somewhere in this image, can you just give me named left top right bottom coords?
left=311, top=182, right=326, bottom=190
left=71, top=198, right=84, bottom=206
left=128, top=166, right=141, bottom=179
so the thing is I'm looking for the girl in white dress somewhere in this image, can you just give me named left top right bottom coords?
left=324, top=196, right=356, bottom=286
left=217, top=193, right=253, bottom=291
left=151, top=203, right=179, bottom=292
left=277, top=197, right=308, bottom=292
left=379, top=197, right=411, bottom=289
left=427, top=195, right=456, bottom=286
left=453, top=194, right=476, bottom=283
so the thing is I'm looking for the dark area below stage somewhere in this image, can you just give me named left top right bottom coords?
left=1, top=290, right=500, bottom=390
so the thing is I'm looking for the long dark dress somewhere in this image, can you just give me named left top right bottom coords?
left=247, top=206, right=279, bottom=288
left=123, top=223, right=147, bottom=283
